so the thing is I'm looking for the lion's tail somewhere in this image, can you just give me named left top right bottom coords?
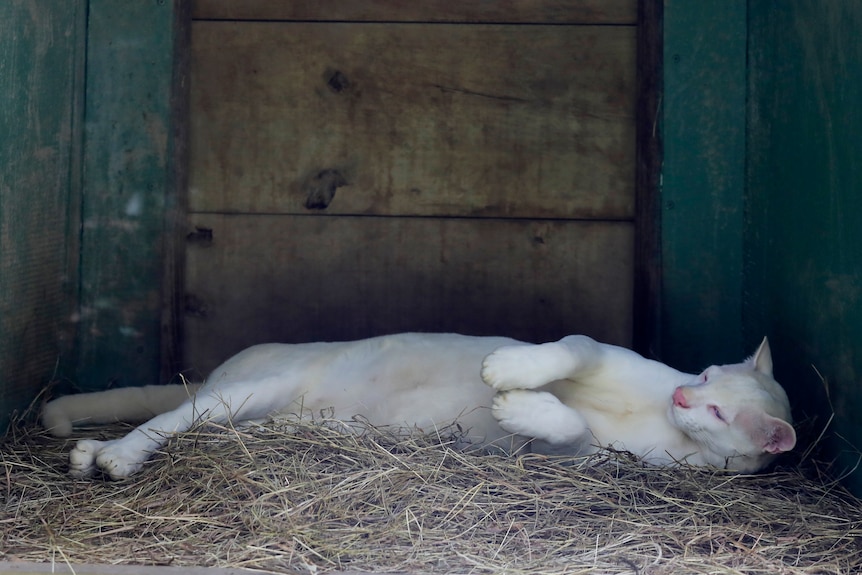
left=41, top=383, right=204, bottom=437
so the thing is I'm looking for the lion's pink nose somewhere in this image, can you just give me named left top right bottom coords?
left=673, top=387, right=689, bottom=408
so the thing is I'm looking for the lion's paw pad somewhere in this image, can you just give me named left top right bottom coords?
left=482, top=346, right=546, bottom=391
left=68, top=438, right=146, bottom=480
left=69, top=439, right=107, bottom=478
left=492, top=390, right=560, bottom=434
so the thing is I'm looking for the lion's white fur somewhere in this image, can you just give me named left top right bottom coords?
left=42, top=333, right=795, bottom=479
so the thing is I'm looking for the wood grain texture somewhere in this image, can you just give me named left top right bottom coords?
left=183, top=214, right=634, bottom=376
left=75, top=1, right=183, bottom=390
left=190, top=22, right=636, bottom=219
left=0, top=0, right=83, bottom=422
left=633, top=0, right=663, bottom=358
left=746, top=0, right=862, bottom=495
left=192, top=0, right=637, bottom=24
left=661, top=0, right=746, bottom=371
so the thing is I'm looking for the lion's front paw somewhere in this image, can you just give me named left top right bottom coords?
left=482, top=345, right=542, bottom=391
left=492, top=390, right=587, bottom=445
left=482, top=344, right=556, bottom=390
left=68, top=438, right=147, bottom=480
left=69, top=439, right=106, bottom=478
left=94, top=444, right=147, bottom=480
left=492, top=390, right=557, bottom=435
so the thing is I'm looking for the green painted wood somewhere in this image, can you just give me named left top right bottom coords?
left=746, top=0, right=862, bottom=493
left=661, top=0, right=747, bottom=371
left=0, top=1, right=85, bottom=427
left=75, top=0, right=185, bottom=391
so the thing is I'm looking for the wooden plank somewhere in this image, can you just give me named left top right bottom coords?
left=747, top=0, right=862, bottom=495
left=190, top=22, right=635, bottom=219
left=633, top=0, right=663, bottom=358
left=661, top=0, right=746, bottom=371
left=192, top=0, right=637, bottom=25
left=183, top=214, right=633, bottom=376
left=75, top=1, right=185, bottom=390
left=163, top=0, right=192, bottom=382
left=0, top=0, right=84, bottom=423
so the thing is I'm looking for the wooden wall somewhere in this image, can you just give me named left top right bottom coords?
left=185, top=1, right=638, bottom=374
left=73, top=1, right=188, bottom=391
left=1, top=1, right=187, bottom=413
left=0, top=1, right=84, bottom=419
left=660, top=0, right=747, bottom=371
left=661, top=0, right=862, bottom=494
left=0, top=1, right=643, bottom=427
left=746, top=0, right=862, bottom=493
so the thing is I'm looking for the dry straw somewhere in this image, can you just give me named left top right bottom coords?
left=2, top=416, right=862, bottom=574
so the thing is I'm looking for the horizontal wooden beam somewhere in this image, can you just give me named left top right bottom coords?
left=191, top=22, right=636, bottom=220
left=193, top=0, right=637, bottom=24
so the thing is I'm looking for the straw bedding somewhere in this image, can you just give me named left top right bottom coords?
left=2, top=416, right=862, bottom=575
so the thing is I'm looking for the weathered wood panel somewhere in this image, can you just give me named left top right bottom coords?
left=633, top=0, right=663, bottom=357
left=184, top=214, right=633, bottom=376
left=747, top=0, right=862, bottom=494
left=0, top=0, right=83, bottom=424
left=75, top=1, right=187, bottom=390
left=193, top=0, right=637, bottom=24
left=190, top=22, right=635, bottom=219
left=662, top=1, right=746, bottom=371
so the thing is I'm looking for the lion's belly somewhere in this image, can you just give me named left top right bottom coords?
left=215, top=333, right=520, bottom=447
left=304, top=380, right=504, bottom=446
